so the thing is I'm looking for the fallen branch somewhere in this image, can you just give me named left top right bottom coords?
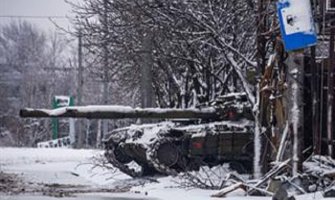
left=242, top=182, right=274, bottom=196
left=211, top=182, right=244, bottom=197
left=276, top=122, right=289, bottom=162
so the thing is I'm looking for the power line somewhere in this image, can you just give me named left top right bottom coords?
left=0, top=15, right=71, bottom=19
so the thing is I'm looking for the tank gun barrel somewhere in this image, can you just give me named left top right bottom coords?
left=20, top=105, right=218, bottom=120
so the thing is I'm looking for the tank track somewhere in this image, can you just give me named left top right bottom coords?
left=104, top=144, right=144, bottom=178
left=146, top=137, right=180, bottom=176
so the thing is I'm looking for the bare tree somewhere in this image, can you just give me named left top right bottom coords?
left=0, top=21, right=77, bottom=146
left=68, top=0, right=258, bottom=109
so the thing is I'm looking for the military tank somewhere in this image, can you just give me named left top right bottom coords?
left=20, top=92, right=254, bottom=177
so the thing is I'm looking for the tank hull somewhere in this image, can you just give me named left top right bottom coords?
left=103, top=120, right=254, bottom=177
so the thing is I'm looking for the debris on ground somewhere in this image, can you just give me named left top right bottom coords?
left=0, top=170, right=130, bottom=197
left=0, top=171, right=25, bottom=194
left=211, top=155, right=335, bottom=199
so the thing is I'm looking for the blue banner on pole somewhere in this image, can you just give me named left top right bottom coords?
left=277, top=0, right=317, bottom=52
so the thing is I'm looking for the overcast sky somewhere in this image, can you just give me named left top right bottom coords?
left=0, top=0, right=75, bottom=32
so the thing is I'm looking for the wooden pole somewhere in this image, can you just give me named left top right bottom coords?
left=102, top=0, right=109, bottom=140
left=328, top=27, right=335, bottom=157
left=76, top=27, right=84, bottom=148
left=311, top=46, right=321, bottom=154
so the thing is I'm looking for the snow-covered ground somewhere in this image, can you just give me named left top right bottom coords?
left=0, top=148, right=326, bottom=200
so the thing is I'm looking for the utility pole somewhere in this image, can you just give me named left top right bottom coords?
left=137, top=4, right=154, bottom=124
left=276, top=0, right=316, bottom=176
left=76, top=27, right=84, bottom=148
left=77, top=28, right=83, bottom=114
left=311, top=46, right=321, bottom=154
left=327, top=26, right=335, bottom=157
left=102, top=0, right=109, bottom=142
left=140, top=31, right=154, bottom=109
left=310, top=0, right=321, bottom=155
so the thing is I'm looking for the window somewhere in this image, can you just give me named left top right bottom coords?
left=327, top=0, right=335, bottom=11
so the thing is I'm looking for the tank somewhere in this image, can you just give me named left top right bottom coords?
left=20, top=92, right=254, bottom=177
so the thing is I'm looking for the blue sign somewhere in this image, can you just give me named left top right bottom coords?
left=277, top=0, right=317, bottom=52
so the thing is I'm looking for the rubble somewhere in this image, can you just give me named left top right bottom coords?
left=323, top=186, right=335, bottom=198
left=211, top=155, right=335, bottom=199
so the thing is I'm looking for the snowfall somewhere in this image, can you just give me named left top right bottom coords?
left=0, top=147, right=328, bottom=200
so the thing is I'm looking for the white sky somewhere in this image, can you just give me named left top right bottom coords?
left=0, top=0, right=75, bottom=32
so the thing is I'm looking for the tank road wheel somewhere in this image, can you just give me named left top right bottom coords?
left=146, top=138, right=180, bottom=176
left=156, top=142, right=179, bottom=167
left=114, top=146, right=132, bottom=164
left=104, top=144, right=143, bottom=178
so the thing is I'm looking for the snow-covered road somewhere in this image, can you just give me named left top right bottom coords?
left=0, top=148, right=141, bottom=199
left=0, top=148, right=326, bottom=200
left=1, top=193, right=157, bottom=200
